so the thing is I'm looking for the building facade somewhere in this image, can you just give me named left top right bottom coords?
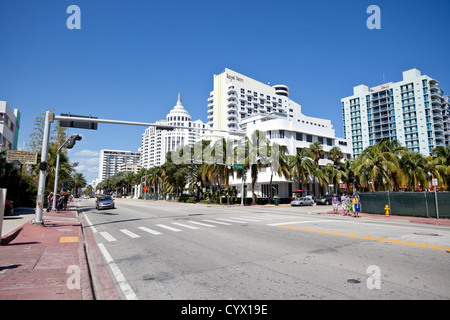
left=342, top=68, right=448, bottom=157
left=207, top=68, right=304, bottom=132
left=140, top=94, right=205, bottom=168
left=98, top=149, right=141, bottom=182
left=0, top=101, right=20, bottom=152
left=206, top=68, right=352, bottom=198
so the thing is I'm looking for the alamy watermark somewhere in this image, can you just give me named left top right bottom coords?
left=66, top=265, right=81, bottom=290
left=367, top=5, right=381, bottom=30
left=366, top=265, right=381, bottom=290
left=67, top=5, right=81, bottom=30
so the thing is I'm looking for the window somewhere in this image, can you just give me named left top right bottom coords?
left=296, top=132, right=303, bottom=141
left=306, top=134, right=312, bottom=142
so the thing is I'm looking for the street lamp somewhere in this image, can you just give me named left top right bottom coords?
left=52, top=134, right=82, bottom=211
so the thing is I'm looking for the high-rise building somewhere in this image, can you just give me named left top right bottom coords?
left=98, top=149, right=141, bottom=182
left=140, top=94, right=205, bottom=168
left=206, top=68, right=352, bottom=198
left=341, top=68, right=448, bottom=157
left=207, top=68, right=302, bottom=132
left=0, top=101, right=20, bottom=151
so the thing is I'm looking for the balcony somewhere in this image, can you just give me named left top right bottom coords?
left=431, top=98, right=442, bottom=105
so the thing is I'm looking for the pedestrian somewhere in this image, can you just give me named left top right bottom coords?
left=56, top=194, right=64, bottom=213
left=332, top=194, right=339, bottom=214
left=352, top=195, right=360, bottom=217
left=343, top=194, right=350, bottom=216
left=47, top=192, right=53, bottom=212
left=63, top=193, right=69, bottom=211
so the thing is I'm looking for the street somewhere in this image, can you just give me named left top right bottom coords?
left=78, top=198, right=450, bottom=300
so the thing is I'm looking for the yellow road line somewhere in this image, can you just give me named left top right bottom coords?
left=275, top=225, right=450, bottom=252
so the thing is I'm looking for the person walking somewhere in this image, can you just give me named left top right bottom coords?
left=332, top=194, right=339, bottom=214
left=47, top=192, right=53, bottom=212
left=343, top=194, right=350, bottom=216
left=352, top=195, right=360, bottom=217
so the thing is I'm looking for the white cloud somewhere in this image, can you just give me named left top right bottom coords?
left=74, top=149, right=99, bottom=157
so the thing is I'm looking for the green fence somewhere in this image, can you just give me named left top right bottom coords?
left=358, top=192, right=450, bottom=219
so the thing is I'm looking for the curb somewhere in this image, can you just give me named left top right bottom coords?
left=77, top=206, right=120, bottom=300
left=0, top=225, right=24, bottom=245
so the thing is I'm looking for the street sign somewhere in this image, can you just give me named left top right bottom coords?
left=432, top=178, right=438, bottom=186
left=59, top=113, right=98, bottom=130
left=234, top=164, right=244, bottom=170
left=143, top=186, right=148, bottom=191
left=6, top=150, right=38, bottom=165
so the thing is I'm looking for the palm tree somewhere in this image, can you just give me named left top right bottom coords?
left=308, top=141, right=324, bottom=197
left=288, top=148, right=315, bottom=194
left=72, top=172, right=86, bottom=197
left=268, top=143, right=290, bottom=202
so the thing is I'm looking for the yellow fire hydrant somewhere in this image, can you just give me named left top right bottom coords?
left=384, top=205, right=390, bottom=217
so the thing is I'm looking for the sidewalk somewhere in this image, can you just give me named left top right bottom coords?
left=0, top=202, right=95, bottom=300
left=321, top=208, right=450, bottom=226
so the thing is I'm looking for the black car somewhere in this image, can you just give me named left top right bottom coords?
left=314, top=194, right=333, bottom=205
left=4, top=199, right=14, bottom=216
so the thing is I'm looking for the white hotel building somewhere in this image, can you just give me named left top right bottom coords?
left=341, top=68, right=449, bottom=157
left=206, top=68, right=352, bottom=198
left=98, top=149, right=141, bottom=182
left=140, top=94, right=205, bottom=169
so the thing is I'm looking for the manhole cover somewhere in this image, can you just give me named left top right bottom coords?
left=347, top=279, right=361, bottom=284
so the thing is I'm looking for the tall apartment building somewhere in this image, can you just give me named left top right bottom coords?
left=140, top=94, right=205, bottom=168
left=207, top=68, right=352, bottom=197
left=98, top=149, right=141, bottom=182
left=342, top=68, right=448, bottom=157
left=443, top=95, right=450, bottom=147
left=0, top=101, right=21, bottom=151
left=207, top=68, right=303, bottom=132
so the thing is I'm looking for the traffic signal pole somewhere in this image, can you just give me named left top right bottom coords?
left=33, top=111, right=52, bottom=225
left=34, top=111, right=245, bottom=225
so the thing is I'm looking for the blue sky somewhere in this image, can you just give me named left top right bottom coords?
left=1, top=0, right=449, bottom=183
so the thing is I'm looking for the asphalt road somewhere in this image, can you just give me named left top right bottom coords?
left=78, top=198, right=450, bottom=300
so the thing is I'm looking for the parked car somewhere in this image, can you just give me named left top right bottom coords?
left=95, top=195, right=115, bottom=210
left=314, top=194, right=333, bottom=205
left=4, top=199, right=14, bottom=216
left=291, top=197, right=314, bottom=206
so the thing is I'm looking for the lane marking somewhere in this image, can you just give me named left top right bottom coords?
left=83, top=213, right=97, bottom=233
left=100, top=231, right=117, bottom=242
left=202, top=219, right=231, bottom=225
left=120, top=229, right=141, bottom=238
left=188, top=221, right=215, bottom=227
left=138, top=226, right=162, bottom=235
left=98, top=243, right=138, bottom=300
left=267, top=220, right=335, bottom=226
left=275, top=225, right=450, bottom=252
left=172, top=222, right=199, bottom=230
left=156, top=224, right=182, bottom=232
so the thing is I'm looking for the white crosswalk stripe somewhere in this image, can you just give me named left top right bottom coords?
left=229, top=217, right=261, bottom=221
left=120, top=229, right=141, bottom=238
left=100, top=231, right=117, bottom=242
left=172, top=222, right=199, bottom=230
left=156, top=224, right=182, bottom=232
left=216, top=218, right=248, bottom=223
left=138, top=226, right=162, bottom=235
left=187, top=221, right=215, bottom=227
left=202, top=219, right=231, bottom=225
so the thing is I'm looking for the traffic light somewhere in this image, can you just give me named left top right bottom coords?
left=65, top=134, right=82, bottom=149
